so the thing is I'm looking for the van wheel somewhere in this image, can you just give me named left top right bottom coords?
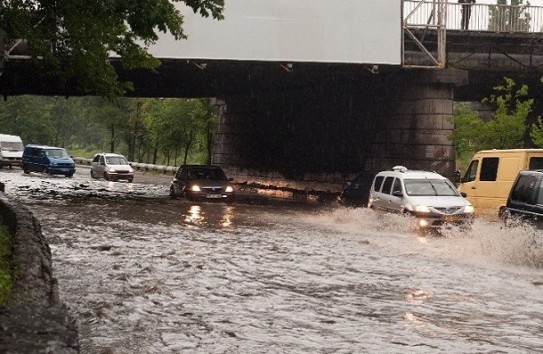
left=104, top=172, right=109, bottom=181
left=43, top=167, right=49, bottom=174
left=90, top=170, right=97, bottom=179
left=23, top=169, right=30, bottom=174
left=65, top=173, right=74, bottom=178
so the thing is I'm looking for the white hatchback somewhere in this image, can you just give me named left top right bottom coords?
left=90, top=153, right=134, bottom=182
left=368, top=166, right=474, bottom=230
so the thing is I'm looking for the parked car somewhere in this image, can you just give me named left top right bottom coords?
left=339, top=171, right=376, bottom=207
left=21, top=144, right=76, bottom=177
left=501, top=169, right=543, bottom=229
left=368, top=166, right=474, bottom=231
left=90, top=153, right=134, bottom=182
left=170, top=164, right=235, bottom=202
left=0, top=134, right=24, bottom=169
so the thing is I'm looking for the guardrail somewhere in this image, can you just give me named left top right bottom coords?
left=404, top=0, right=543, bottom=33
left=74, top=157, right=177, bottom=175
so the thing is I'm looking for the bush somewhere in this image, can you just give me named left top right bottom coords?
left=0, top=217, right=13, bottom=306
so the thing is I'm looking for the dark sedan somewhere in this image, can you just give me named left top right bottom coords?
left=169, top=164, right=235, bottom=202
left=339, top=171, right=376, bottom=207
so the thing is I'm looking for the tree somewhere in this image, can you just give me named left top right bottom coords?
left=0, top=0, right=224, bottom=97
left=448, top=77, right=533, bottom=163
left=488, top=0, right=532, bottom=32
left=531, top=116, right=543, bottom=147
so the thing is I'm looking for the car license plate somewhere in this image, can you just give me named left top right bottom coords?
left=443, top=215, right=459, bottom=222
left=206, top=194, right=222, bottom=199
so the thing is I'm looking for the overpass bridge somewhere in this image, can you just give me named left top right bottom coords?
left=2, top=0, right=543, bottom=189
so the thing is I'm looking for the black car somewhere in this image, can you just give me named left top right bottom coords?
left=502, top=169, right=543, bottom=229
left=169, top=164, right=235, bottom=202
left=339, top=171, right=376, bottom=207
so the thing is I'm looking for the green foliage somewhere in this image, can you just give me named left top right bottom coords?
left=448, top=77, right=533, bottom=163
left=488, top=0, right=532, bottom=32
left=0, top=0, right=224, bottom=97
left=531, top=116, right=543, bottom=147
left=481, top=77, right=531, bottom=149
left=0, top=95, right=218, bottom=166
left=0, top=217, right=13, bottom=306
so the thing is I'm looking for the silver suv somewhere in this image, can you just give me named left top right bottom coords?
left=368, top=166, right=474, bottom=230
left=90, top=153, right=134, bottom=182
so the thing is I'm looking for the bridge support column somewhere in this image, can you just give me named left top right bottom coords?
left=212, top=69, right=467, bottom=192
left=373, top=69, right=468, bottom=180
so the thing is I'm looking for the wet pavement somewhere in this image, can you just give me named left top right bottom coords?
left=1, top=167, right=543, bottom=353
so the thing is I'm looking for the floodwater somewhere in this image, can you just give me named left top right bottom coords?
left=1, top=168, right=543, bottom=354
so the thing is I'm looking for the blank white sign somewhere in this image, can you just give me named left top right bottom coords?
left=149, top=0, right=401, bottom=65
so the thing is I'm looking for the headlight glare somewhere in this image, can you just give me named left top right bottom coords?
left=225, top=186, right=234, bottom=193
left=191, top=185, right=201, bottom=192
left=414, top=205, right=431, bottom=213
left=464, top=205, right=474, bottom=213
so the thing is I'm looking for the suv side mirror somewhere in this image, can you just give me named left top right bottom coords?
left=460, top=192, right=467, bottom=198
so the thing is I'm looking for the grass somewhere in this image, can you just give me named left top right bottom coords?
left=0, top=216, right=13, bottom=306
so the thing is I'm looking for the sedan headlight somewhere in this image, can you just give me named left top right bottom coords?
left=414, top=205, right=431, bottom=213
left=191, top=185, right=201, bottom=192
left=107, top=167, right=116, bottom=173
left=225, top=186, right=234, bottom=193
left=464, top=205, right=474, bottom=213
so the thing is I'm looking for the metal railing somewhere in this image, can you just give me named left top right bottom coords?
left=404, top=0, right=543, bottom=33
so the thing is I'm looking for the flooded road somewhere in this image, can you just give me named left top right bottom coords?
left=1, top=168, right=543, bottom=353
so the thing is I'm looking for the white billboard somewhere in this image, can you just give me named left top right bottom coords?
left=149, top=0, right=402, bottom=65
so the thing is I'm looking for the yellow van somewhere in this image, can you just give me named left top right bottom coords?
left=457, top=149, right=543, bottom=216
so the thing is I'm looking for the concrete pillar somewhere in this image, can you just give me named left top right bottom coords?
left=212, top=69, right=468, bottom=190
left=372, top=69, right=468, bottom=180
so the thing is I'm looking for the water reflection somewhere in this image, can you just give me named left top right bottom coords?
left=181, top=204, right=235, bottom=228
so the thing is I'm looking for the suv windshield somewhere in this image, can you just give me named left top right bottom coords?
left=187, top=168, right=227, bottom=180
left=1, top=142, right=24, bottom=151
left=404, top=179, right=459, bottom=196
left=45, top=149, right=70, bottom=159
left=106, top=156, right=129, bottom=165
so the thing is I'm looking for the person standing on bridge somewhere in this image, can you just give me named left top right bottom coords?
left=459, top=0, right=476, bottom=30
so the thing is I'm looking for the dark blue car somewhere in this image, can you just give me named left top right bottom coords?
left=22, top=144, right=76, bottom=177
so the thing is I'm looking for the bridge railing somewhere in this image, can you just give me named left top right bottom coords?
left=404, top=0, right=543, bottom=33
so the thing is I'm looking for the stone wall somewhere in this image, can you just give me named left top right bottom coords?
left=0, top=192, right=79, bottom=353
left=212, top=69, right=467, bottom=189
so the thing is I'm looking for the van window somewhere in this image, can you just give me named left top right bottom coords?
left=510, top=175, right=537, bottom=204
left=381, top=177, right=394, bottom=194
left=373, top=176, right=384, bottom=192
left=480, top=157, right=499, bottom=181
left=529, top=157, right=543, bottom=170
left=392, top=178, right=402, bottom=195
left=463, top=160, right=479, bottom=182
left=30, top=148, right=42, bottom=157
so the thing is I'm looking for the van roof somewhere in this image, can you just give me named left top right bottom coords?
left=475, top=148, right=543, bottom=155
left=376, top=167, right=446, bottom=180
left=0, top=134, right=23, bottom=141
left=25, top=144, right=66, bottom=150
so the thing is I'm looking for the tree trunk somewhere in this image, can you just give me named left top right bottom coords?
left=110, top=124, right=115, bottom=152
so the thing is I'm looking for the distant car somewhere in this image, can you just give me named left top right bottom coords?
left=368, top=166, right=474, bottom=231
left=0, top=134, right=24, bottom=168
left=170, top=164, right=235, bottom=202
left=90, top=153, right=134, bottom=182
left=501, top=169, right=543, bottom=229
left=21, top=144, right=76, bottom=177
left=339, top=171, right=376, bottom=207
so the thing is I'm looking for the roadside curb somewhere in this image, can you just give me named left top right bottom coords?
left=0, top=193, right=79, bottom=353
